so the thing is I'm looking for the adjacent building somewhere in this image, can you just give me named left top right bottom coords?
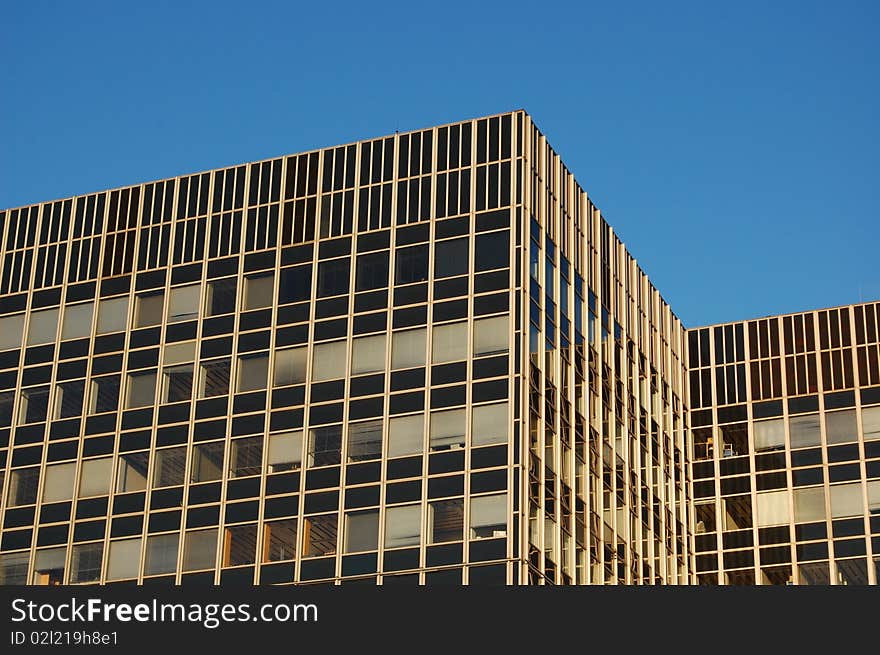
left=0, top=110, right=693, bottom=585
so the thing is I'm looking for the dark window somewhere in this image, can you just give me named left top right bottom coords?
left=279, top=265, right=312, bottom=304
left=207, top=278, right=237, bottom=316
left=355, top=252, right=389, bottom=292
left=395, top=245, right=428, bottom=285
left=474, top=231, right=508, bottom=271
left=434, top=238, right=469, bottom=279
left=317, top=259, right=350, bottom=298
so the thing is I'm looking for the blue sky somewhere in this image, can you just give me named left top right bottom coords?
left=1, top=0, right=877, bottom=327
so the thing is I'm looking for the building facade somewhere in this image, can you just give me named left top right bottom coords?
left=690, top=302, right=880, bottom=584
left=0, top=111, right=693, bottom=586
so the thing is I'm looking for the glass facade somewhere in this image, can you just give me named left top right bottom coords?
left=0, top=110, right=691, bottom=585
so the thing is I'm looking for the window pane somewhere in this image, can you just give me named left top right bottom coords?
left=199, top=359, right=230, bottom=397
left=207, top=278, right=237, bottom=316
left=165, top=341, right=197, bottom=366
left=163, top=364, right=194, bottom=403
left=56, top=380, right=85, bottom=419
left=344, top=510, right=379, bottom=553
left=862, top=406, right=880, bottom=441
left=475, top=230, right=509, bottom=271
left=348, top=420, right=383, bottom=462
left=20, top=386, right=50, bottom=424
left=432, top=322, right=467, bottom=363
left=789, top=413, right=821, bottom=448
left=27, top=308, right=59, bottom=345
left=245, top=274, right=274, bottom=310
left=470, top=494, right=507, bottom=538
left=0, top=552, right=29, bottom=584
left=153, top=447, right=186, bottom=488
left=351, top=334, right=386, bottom=375
left=308, top=425, right=342, bottom=467
left=279, top=264, right=311, bottom=304
left=395, top=245, right=428, bottom=284
left=90, top=375, right=120, bottom=413
left=183, top=529, right=218, bottom=571
left=474, top=315, right=509, bottom=356
left=42, top=462, right=76, bottom=503
left=430, top=408, right=466, bottom=451
left=126, top=372, right=157, bottom=408
left=0, top=314, right=24, bottom=350
left=231, top=436, right=262, bottom=477
left=32, top=547, right=66, bottom=584
left=356, top=251, right=389, bottom=291
left=117, top=452, right=149, bottom=492
left=826, top=409, right=858, bottom=445
left=263, top=519, right=297, bottom=562
left=753, top=418, right=785, bottom=451
left=168, top=284, right=201, bottom=322
left=223, top=524, right=257, bottom=567
left=388, top=414, right=424, bottom=457
left=70, top=543, right=103, bottom=583
left=312, top=340, right=346, bottom=381
left=237, top=353, right=269, bottom=392
left=472, top=402, right=508, bottom=446
left=107, top=538, right=141, bottom=581
left=303, top=514, right=337, bottom=557
left=61, top=303, right=93, bottom=340
left=0, top=391, right=11, bottom=427
left=274, top=347, right=307, bottom=386
left=191, top=442, right=224, bottom=483
left=756, top=490, right=791, bottom=527
left=830, top=482, right=864, bottom=518
left=97, top=297, right=128, bottom=334
left=434, top=237, right=469, bottom=278
left=867, top=480, right=880, bottom=514
left=317, top=258, right=350, bottom=297
left=135, top=292, right=164, bottom=327
left=793, top=486, right=826, bottom=523
left=385, top=504, right=421, bottom=548
left=268, top=431, right=303, bottom=472
left=9, top=467, right=40, bottom=506
left=79, top=457, right=113, bottom=497
left=391, top=328, right=426, bottom=369
left=145, top=533, right=179, bottom=575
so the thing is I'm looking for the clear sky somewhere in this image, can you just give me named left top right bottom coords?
left=1, top=0, right=877, bottom=327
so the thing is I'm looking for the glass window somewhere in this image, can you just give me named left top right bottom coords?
left=166, top=341, right=198, bottom=367
left=830, top=482, right=864, bottom=518
left=153, top=447, right=186, bottom=488
left=27, top=308, right=59, bottom=345
left=168, top=284, right=201, bottom=322
left=268, top=431, right=303, bottom=472
left=42, top=462, right=76, bottom=503
left=90, top=375, right=120, bottom=413
left=391, top=328, right=426, bottom=369
left=344, top=510, right=379, bottom=553
left=230, top=436, right=262, bottom=477
left=303, top=514, right=337, bottom=557
left=475, top=230, right=509, bottom=271
left=145, top=533, right=179, bottom=576
left=70, top=543, right=103, bottom=583
left=756, top=490, right=791, bottom=527
left=351, top=334, right=386, bottom=375
left=430, top=408, right=466, bottom=451
left=385, top=504, right=421, bottom=548
left=0, top=552, right=29, bottom=584
left=191, top=442, right=224, bottom=483
left=867, top=480, right=880, bottom=514
left=432, top=322, right=468, bottom=364
left=395, top=245, right=428, bottom=284
left=244, top=274, right=274, bottom=310
left=317, top=258, right=350, bottom=297
left=472, top=402, right=508, bottom=446
left=106, top=538, right=141, bottom=581
left=312, top=340, right=346, bottom=381
left=206, top=278, right=237, bottom=316
left=470, top=493, right=507, bottom=538
left=135, top=292, right=164, bottom=328
left=199, top=358, right=230, bottom=397
left=826, top=409, right=858, bottom=445
left=263, top=519, right=297, bottom=562
left=32, top=547, right=66, bottom=585
left=794, top=487, right=825, bottom=523
left=9, top=467, right=40, bottom=506
left=55, top=380, right=85, bottom=419
left=308, top=425, right=342, bottom=467
left=862, top=406, right=880, bottom=441
left=274, top=346, right=308, bottom=386
left=96, top=297, right=129, bottom=334
left=387, top=414, right=424, bottom=457
left=0, top=391, right=11, bottom=427
left=183, top=528, right=218, bottom=571
left=79, top=457, right=113, bottom=497
left=126, top=371, right=157, bottom=408
left=279, top=264, right=312, bottom=304
left=434, top=237, right=469, bottom=279
left=117, top=452, right=149, bottom=492
left=753, top=418, right=785, bottom=451
left=474, top=315, right=509, bottom=356
left=237, top=353, right=269, bottom=392
left=223, top=524, right=257, bottom=567
left=20, top=386, right=50, bottom=424
left=789, top=413, right=821, bottom=448
left=61, top=302, right=93, bottom=340
left=356, top=251, right=389, bottom=291
left=163, top=364, right=194, bottom=403
left=348, top=420, right=383, bottom=462
left=0, top=313, right=24, bottom=350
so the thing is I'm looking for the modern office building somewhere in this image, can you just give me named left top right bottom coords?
left=690, top=302, right=880, bottom=584
left=0, top=110, right=693, bottom=586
